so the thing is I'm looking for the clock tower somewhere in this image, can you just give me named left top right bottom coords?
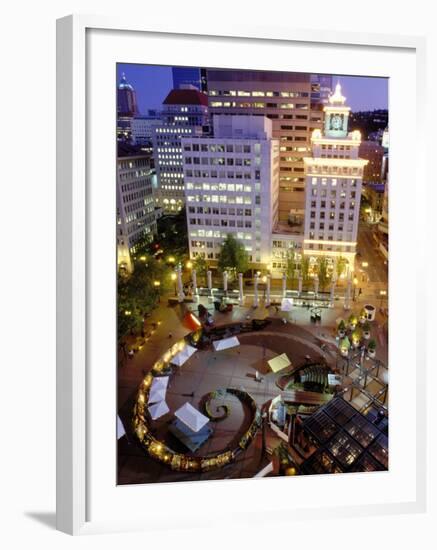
left=303, top=82, right=368, bottom=271
left=324, top=82, right=350, bottom=138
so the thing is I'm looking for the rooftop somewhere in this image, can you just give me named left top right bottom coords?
left=272, top=220, right=304, bottom=237
left=163, top=88, right=208, bottom=107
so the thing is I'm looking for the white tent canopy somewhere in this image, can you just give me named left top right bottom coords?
left=281, top=298, right=294, bottom=312
left=213, top=336, right=240, bottom=351
left=268, top=353, right=291, bottom=373
left=171, top=344, right=197, bottom=366
left=151, top=376, right=169, bottom=391
left=174, top=402, right=209, bottom=433
left=117, top=415, right=126, bottom=440
left=148, top=400, right=170, bottom=420
left=148, top=386, right=166, bottom=404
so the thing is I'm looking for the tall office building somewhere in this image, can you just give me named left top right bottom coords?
left=311, top=74, right=333, bottom=105
left=359, top=140, right=385, bottom=183
left=117, top=144, right=157, bottom=273
left=181, top=115, right=279, bottom=268
left=303, top=83, right=368, bottom=269
left=172, top=67, right=207, bottom=92
left=152, top=87, right=210, bottom=213
left=206, top=69, right=328, bottom=221
left=117, top=73, right=139, bottom=141
left=131, top=111, right=162, bottom=146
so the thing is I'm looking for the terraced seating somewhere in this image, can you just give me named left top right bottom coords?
left=300, top=365, right=330, bottom=392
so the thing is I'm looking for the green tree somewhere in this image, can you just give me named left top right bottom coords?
left=316, top=256, right=329, bottom=291
left=336, top=256, right=347, bottom=280
left=117, top=258, right=165, bottom=342
left=285, top=248, right=297, bottom=282
left=217, top=234, right=249, bottom=277
left=193, top=255, right=208, bottom=285
left=301, top=256, right=310, bottom=287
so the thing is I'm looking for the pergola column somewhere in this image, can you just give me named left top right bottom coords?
left=177, top=265, right=185, bottom=303
left=238, top=272, right=244, bottom=306
left=253, top=274, right=259, bottom=308
left=266, top=275, right=271, bottom=307
left=207, top=270, right=212, bottom=297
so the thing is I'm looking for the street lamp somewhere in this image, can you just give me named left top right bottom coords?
left=171, top=272, right=177, bottom=295
left=352, top=276, right=358, bottom=301
left=186, top=260, right=193, bottom=270
left=379, top=289, right=387, bottom=309
left=153, top=280, right=161, bottom=303
left=261, top=275, right=267, bottom=299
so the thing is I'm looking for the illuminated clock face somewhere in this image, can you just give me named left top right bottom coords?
left=332, top=114, right=343, bottom=130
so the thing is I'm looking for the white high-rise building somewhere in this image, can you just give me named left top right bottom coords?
left=117, top=145, right=157, bottom=273
left=152, top=87, right=210, bottom=213
left=303, top=83, right=368, bottom=269
left=181, top=115, right=279, bottom=268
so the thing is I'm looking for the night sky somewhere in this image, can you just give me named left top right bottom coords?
left=117, top=64, right=388, bottom=114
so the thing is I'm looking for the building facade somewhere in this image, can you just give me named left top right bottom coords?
left=303, top=83, right=368, bottom=269
left=206, top=69, right=329, bottom=221
left=181, top=115, right=279, bottom=269
left=117, top=145, right=157, bottom=272
left=131, top=112, right=161, bottom=145
left=152, top=87, right=210, bottom=213
left=359, top=140, right=385, bottom=183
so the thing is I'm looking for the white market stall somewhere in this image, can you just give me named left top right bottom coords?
left=213, top=336, right=240, bottom=351
left=117, top=415, right=126, bottom=440
left=268, top=353, right=291, bottom=373
left=170, top=344, right=197, bottom=366
left=281, top=298, right=294, bottom=312
left=151, top=376, right=169, bottom=391
left=148, top=385, right=166, bottom=404
left=148, top=400, right=170, bottom=420
left=174, top=402, right=209, bottom=433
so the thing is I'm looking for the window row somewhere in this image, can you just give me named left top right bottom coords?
left=184, top=143, right=253, bottom=153
left=184, top=156, right=255, bottom=166
left=309, top=222, right=353, bottom=232
left=187, top=195, right=253, bottom=205
left=189, top=218, right=253, bottom=228
left=309, top=211, right=355, bottom=221
left=186, top=183, right=256, bottom=192
left=188, top=206, right=253, bottom=216
left=185, top=170, right=259, bottom=180
left=209, top=90, right=309, bottom=98
left=311, top=189, right=356, bottom=199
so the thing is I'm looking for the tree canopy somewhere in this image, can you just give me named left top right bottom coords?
left=217, top=234, right=249, bottom=276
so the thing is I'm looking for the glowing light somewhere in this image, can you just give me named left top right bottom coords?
left=328, top=82, right=346, bottom=105
left=153, top=280, right=161, bottom=287
left=186, top=261, right=193, bottom=269
left=171, top=273, right=177, bottom=281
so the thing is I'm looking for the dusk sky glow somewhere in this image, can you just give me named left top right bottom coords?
left=116, top=64, right=388, bottom=114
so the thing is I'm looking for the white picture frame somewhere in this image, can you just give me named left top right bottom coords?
left=56, top=14, right=427, bottom=535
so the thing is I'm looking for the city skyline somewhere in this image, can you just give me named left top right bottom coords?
left=116, top=63, right=388, bottom=114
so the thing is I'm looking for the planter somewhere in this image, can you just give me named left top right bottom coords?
left=367, top=349, right=376, bottom=358
left=338, top=330, right=346, bottom=338
left=363, top=331, right=370, bottom=340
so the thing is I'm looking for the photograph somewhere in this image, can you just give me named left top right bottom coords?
left=116, top=64, right=389, bottom=484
